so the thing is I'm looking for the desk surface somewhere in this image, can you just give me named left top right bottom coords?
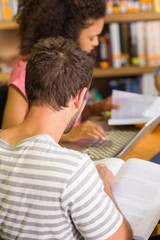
left=121, top=124, right=160, bottom=236
left=121, top=125, right=160, bottom=161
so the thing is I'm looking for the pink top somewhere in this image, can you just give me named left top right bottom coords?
left=8, top=59, right=27, bottom=99
left=8, top=58, right=82, bottom=125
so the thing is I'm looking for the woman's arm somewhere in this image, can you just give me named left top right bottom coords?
left=82, top=96, right=119, bottom=120
left=60, top=120, right=107, bottom=142
left=2, top=86, right=28, bottom=129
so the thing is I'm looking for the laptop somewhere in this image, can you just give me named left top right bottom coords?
left=61, top=115, right=160, bottom=161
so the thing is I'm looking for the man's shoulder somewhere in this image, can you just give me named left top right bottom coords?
left=27, top=134, right=92, bottom=166
left=59, top=144, right=92, bottom=169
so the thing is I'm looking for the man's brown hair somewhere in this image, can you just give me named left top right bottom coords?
left=25, top=37, right=94, bottom=110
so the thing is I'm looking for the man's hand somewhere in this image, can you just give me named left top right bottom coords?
left=96, top=164, right=116, bottom=196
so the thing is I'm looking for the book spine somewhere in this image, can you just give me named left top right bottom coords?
left=137, top=21, right=146, bottom=66
left=156, top=21, right=160, bottom=65
left=120, top=23, right=130, bottom=66
left=98, top=36, right=110, bottom=69
left=141, top=73, right=158, bottom=95
left=106, top=34, right=113, bottom=67
left=145, top=21, right=155, bottom=66
left=0, top=1, right=2, bottom=20
left=128, top=0, right=141, bottom=13
left=10, top=0, right=18, bottom=16
left=0, top=0, right=18, bottom=20
left=1, top=0, right=12, bottom=20
left=109, top=77, right=142, bottom=94
left=119, top=0, right=128, bottom=13
left=106, top=0, right=114, bottom=14
left=113, top=0, right=120, bottom=14
left=130, top=22, right=139, bottom=65
left=153, top=0, right=160, bottom=12
left=109, top=23, right=122, bottom=68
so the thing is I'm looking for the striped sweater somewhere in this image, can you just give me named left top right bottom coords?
left=0, top=134, right=123, bottom=240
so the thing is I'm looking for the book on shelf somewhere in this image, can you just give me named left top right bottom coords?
left=105, top=34, right=113, bottom=67
left=109, top=22, right=122, bottom=68
left=125, top=77, right=142, bottom=93
left=141, top=73, right=158, bottom=96
left=130, top=22, right=139, bottom=65
left=145, top=21, right=156, bottom=66
left=0, top=0, right=18, bottom=20
left=153, top=0, right=160, bottom=12
left=97, top=36, right=107, bottom=69
left=1, top=0, right=12, bottom=20
left=137, top=21, right=146, bottom=66
left=96, top=19, right=160, bottom=69
left=105, top=0, right=153, bottom=14
left=97, top=35, right=112, bottom=69
left=94, top=157, right=160, bottom=240
left=108, top=77, right=142, bottom=94
left=119, top=22, right=130, bottom=65
left=150, top=151, right=160, bottom=164
left=138, top=20, right=160, bottom=67
left=153, top=21, right=160, bottom=66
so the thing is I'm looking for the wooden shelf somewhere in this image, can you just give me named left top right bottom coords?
left=93, top=66, right=157, bottom=78
left=0, top=72, right=10, bottom=83
left=105, top=11, right=160, bottom=23
left=0, top=20, right=18, bottom=30
left=1, top=12, right=159, bottom=29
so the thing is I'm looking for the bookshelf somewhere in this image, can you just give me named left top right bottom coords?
left=0, top=20, right=18, bottom=30
left=93, top=66, right=156, bottom=78
left=105, top=11, right=160, bottom=23
left=0, top=73, right=10, bottom=83
left=95, top=11, right=160, bottom=79
left=0, top=19, right=18, bottom=83
left=0, top=14, right=159, bottom=82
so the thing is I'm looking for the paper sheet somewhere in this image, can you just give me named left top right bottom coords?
left=109, top=90, right=160, bottom=125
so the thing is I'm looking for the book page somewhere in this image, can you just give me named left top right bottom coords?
left=112, top=158, right=160, bottom=240
left=143, top=98, right=160, bottom=118
left=109, top=90, right=160, bottom=125
left=94, top=157, right=125, bottom=176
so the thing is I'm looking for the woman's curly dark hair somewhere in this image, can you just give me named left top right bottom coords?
left=17, top=0, right=106, bottom=55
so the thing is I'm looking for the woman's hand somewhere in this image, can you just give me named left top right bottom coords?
left=82, top=96, right=119, bottom=120
left=60, top=120, right=107, bottom=142
left=92, top=96, right=119, bottom=113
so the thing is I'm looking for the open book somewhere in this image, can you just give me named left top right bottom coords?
left=94, top=158, right=160, bottom=240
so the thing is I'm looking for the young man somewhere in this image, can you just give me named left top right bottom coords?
left=0, top=37, right=132, bottom=240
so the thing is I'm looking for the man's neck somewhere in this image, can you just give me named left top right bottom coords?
left=0, top=106, right=68, bottom=145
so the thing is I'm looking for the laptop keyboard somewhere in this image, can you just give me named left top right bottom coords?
left=81, top=129, right=138, bottom=160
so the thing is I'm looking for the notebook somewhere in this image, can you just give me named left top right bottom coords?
left=61, top=115, right=160, bottom=161
left=150, top=152, right=160, bottom=164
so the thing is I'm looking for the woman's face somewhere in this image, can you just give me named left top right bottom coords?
left=78, top=18, right=104, bottom=54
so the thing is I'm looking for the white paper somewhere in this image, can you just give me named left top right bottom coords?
left=94, top=157, right=160, bottom=239
left=143, top=98, right=160, bottom=118
left=110, top=90, right=160, bottom=125
left=108, top=117, right=148, bottom=126
left=112, top=158, right=160, bottom=240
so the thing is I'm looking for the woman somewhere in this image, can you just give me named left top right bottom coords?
left=2, top=0, right=117, bottom=141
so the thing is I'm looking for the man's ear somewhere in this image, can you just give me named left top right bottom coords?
left=74, top=87, right=88, bottom=109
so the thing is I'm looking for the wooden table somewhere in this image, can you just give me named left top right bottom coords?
left=121, top=124, right=160, bottom=237
left=121, top=125, right=160, bottom=161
